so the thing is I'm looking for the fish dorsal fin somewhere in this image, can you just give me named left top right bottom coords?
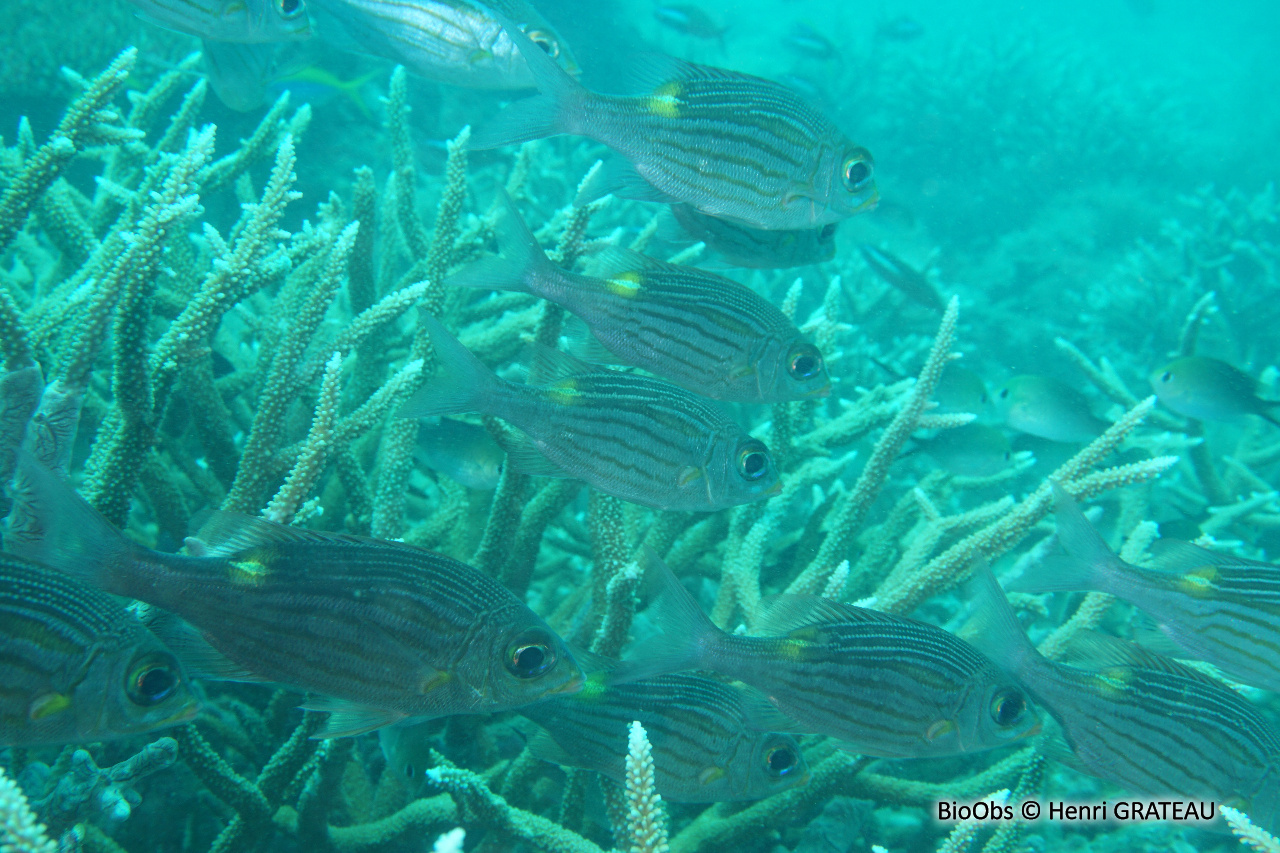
left=186, top=510, right=358, bottom=557
left=584, top=245, right=671, bottom=280
left=1149, top=538, right=1270, bottom=571
left=755, top=594, right=899, bottom=636
left=1063, top=630, right=1221, bottom=686
left=527, top=343, right=599, bottom=386
left=622, top=53, right=762, bottom=95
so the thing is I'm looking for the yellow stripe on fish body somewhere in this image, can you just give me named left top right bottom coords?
left=1176, top=566, right=1219, bottom=596
left=229, top=556, right=271, bottom=584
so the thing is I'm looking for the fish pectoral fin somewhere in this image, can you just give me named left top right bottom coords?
left=677, top=465, right=706, bottom=487
left=697, top=765, right=727, bottom=786
left=924, top=718, right=957, bottom=743
left=415, top=667, right=453, bottom=695
left=303, top=698, right=408, bottom=739
left=528, top=731, right=577, bottom=767
left=727, top=362, right=758, bottom=380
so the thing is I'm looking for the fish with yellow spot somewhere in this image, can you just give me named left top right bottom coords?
left=6, top=454, right=584, bottom=737
left=0, top=552, right=197, bottom=746
left=967, top=566, right=1280, bottom=829
left=522, top=672, right=809, bottom=802
left=400, top=315, right=780, bottom=511
left=469, top=13, right=877, bottom=230
left=1149, top=355, right=1280, bottom=427
left=1009, top=482, right=1280, bottom=693
left=449, top=194, right=831, bottom=402
left=621, top=556, right=1040, bottom=758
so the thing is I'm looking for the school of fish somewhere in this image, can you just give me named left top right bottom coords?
left=4, top=0, right=1280, bottom=828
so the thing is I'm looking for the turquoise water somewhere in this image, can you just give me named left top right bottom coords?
left=1, top=0, right=1279, bottom=851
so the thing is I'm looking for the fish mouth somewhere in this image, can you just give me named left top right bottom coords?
left=807, top=382, right=833, bottom=398
left=763, top=480, right=784, bottom=498
left=852, top=188, right=881, bottom=215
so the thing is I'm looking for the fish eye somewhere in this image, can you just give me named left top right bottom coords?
left=989, top=688, right=1027, bottom=727
left=763, top=743, right=799, bottom=777
left=404, top=763, right=416, bottom=779
left=998, top=388, right=1010, bottom=399
left=819, top=223, right=838, bottom=240
left=736, top=441, right=771, bottom=481
left=787, top=343, right=824, bottom=380
left=505, top=628, right=556, bottom=678
left=126, top=654, right=181, bottom=707
left=841, top=151, right=874, bottom=192
left=276, top=0, right=304, bottom=18
left=1160, top=371, right=1173, bottom=384
left=525, top=29, right=560, bottom=58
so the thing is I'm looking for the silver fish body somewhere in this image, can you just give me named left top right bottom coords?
left=8, top=456, right=584, bottom=736
left=994, top=375, right=1106, bottom=443
left=401, top=315, right=781, bottom=511
left=132, top=0, right=310, bottom=43
left=632, top=559, right=1039, bottom=758
left=470, top=18, right=877, bottom=230
left=668, top=203, right=838, bottom=269
left=969, top=568, right=1280, bottom=830
left=521, top=673, right=808, bottom=802
left=311, top=0, right=577, bottom=89
left=1012, top=483, right=1280, bottom=694
left=450, top=197, right=831, bottom=402
left=0, top=553, right=197, bottom=747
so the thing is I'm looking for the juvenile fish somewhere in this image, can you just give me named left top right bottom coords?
left=8, top=456, right=584, bottom=737
left=521, top=672, right=808, bottom=802
left=451, top=197, right=831, bottom=402
left=993, top=375, right=1106, bottom=443
left=668, top=203, right=838, bottom=269
left=1011, top=483, right=1280, bottom=693
left=627, top=558, right=1039, bottom=758
left=400, top=315, right=780, bottom=511
left=132, top=0, right=310, bottom=43
left=1150, top=355, right=1280, bottom=427
left=653, top=3, right=729, bottom=42
left=312, top=0, right=578, bottom=89
left=859, top=245, right=945, bottom=313
left=918, top=423, right=1012, bottom=478
left=0, top=553, right=197, bottom=746
left=968, top=567, right=1280, bottom=831
left=415, top=417, right=505, bottom=490
left=470, top=16, right=878, bottom=230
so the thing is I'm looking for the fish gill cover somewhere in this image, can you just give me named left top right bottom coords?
left=0, top=1, right=1278, bottom=853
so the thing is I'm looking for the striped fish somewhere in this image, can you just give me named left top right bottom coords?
left=401, top=315, right=781, bottom=511
left=131, top=0, right=310, bottom=43
left=625, top=558, right=1040, bottom=758
left=7, top=456, right=584, bottom=738
left=969, top=567, right=1280, bottom=831
left=668, top=203, right=838, bottom=269
left=311, top=0, right=578, bottom=89
left=859, top=245, right=946, bottom=313
left=522, top=672, right=808, bottom=802
left=0, top=553, right=197, bottom=746
left=1011, top=483, right=1280, bottom=693
left=450, top=195, right=831, bottom=402
left=469, top=15, right=877, bottom=230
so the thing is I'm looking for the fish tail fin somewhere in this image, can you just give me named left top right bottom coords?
left=449, top=191, right=555, bottom=295
left=468, top=14, right=585, bottom=150
left=612, top=549, right=725, bottom=683
left=1006, top=482, right=1125, bottom=594
left=398, top=313, right=502, bottom=418
left=962, top=563, right=1039, bottom=675
left=6, top=451, right=140, bottom=597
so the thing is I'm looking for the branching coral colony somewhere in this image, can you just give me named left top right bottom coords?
left=0, top=48, right=1267, bottom=853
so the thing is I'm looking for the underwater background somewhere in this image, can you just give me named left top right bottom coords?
left=3, top=0, right=1280, bottom=852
